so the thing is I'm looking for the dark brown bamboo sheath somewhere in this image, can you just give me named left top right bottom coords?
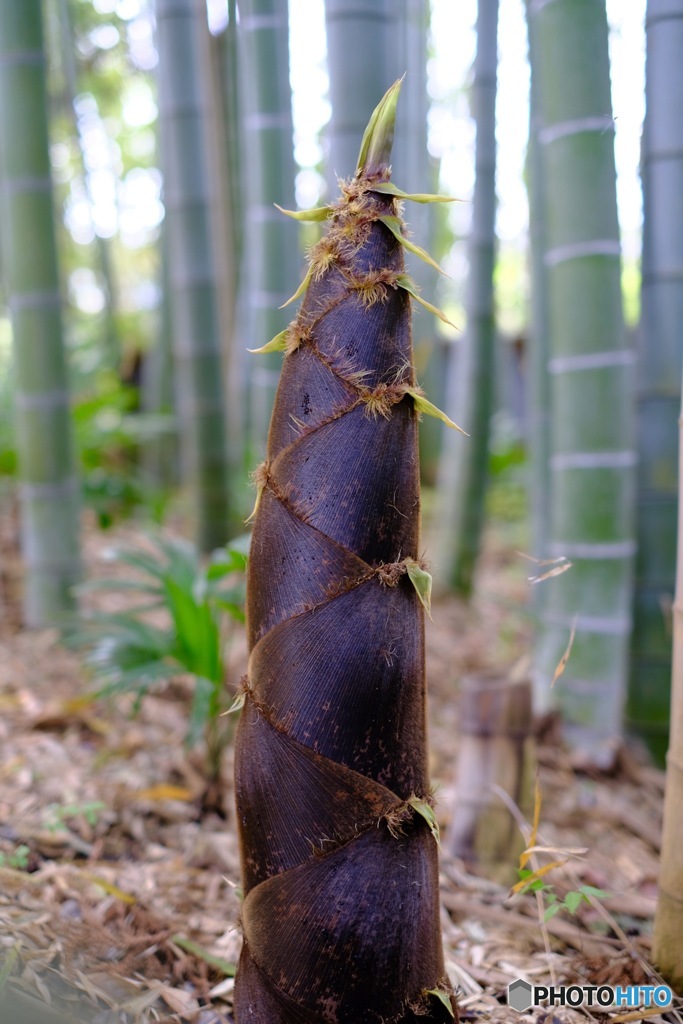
left=234, top=83, right=457, bottom=1024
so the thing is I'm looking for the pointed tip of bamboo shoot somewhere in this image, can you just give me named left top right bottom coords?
left=356, top=76, right=404, bottom=178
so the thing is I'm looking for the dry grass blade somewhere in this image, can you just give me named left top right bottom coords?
left=519, top=776, right=543, bottom=871
left=517, top=552, right=573, bottom=584
left=552, top=618, right=577, bottom=687
left=608, top=1008, right=674, bottom=1023
left=529, top=561, right=573, bottom=584
left=510, top=860, right=568, bottom=894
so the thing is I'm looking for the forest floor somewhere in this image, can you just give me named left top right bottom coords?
left=0, top=507, right=676, bottom=1024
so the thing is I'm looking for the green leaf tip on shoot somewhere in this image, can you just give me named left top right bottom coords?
left=378, top=215, right=448, bottom=276
left=356, top=76, right=404, bottom=176
left=246, top=461, right=269, bottom=524
left=404, top=558, right=433, bottom=619
left=223, top=691, right=246, bottom=716
left=248, top=329, right=290, bottom=355
left=406, top=389, right=468, bottom=435
left=280, top=264, right=315, bottom=308
left=424, top=989, right=455, bottom=1017
left=395, top=274, right=458, bottom=330
left=371, top=181, right=459, bottom=205
left=408, top=796, right=441, bottom=848
left=275, top=203, right=334, bottom=222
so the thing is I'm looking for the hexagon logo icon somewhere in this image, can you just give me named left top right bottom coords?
left=508, top=978, right=533, bottom=1012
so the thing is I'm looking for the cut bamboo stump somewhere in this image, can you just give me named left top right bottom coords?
left=446, top=674, right=535, bottom=885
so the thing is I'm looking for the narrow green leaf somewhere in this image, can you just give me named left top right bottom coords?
left=357, top=77, right=403, bottom=174
left=170, top=935, right=236, bottom=977
left=377, top=215, right=447, bottom=276
left=84, top=612, right=172, bottom=653
left=280, top=264, right=314, bottom=308
left=425, top=989, right=455, bottom=1017
left=406, top=389, right=468, bottom=435
left=371, top=181, right=458, bottom=204
left=213, top=598, right=246, bottom=623
left=102, top=546, right=170, bottom=583
left=274, top=203, right=334, bottom=222
left=408, top=797, right=441, bottom=848
left=248, top=329, right=290, bottom=355
left=579, top=885, right=611, bottom=901
left=544, top=902, right=563, bottom=921
left=394, top=274, right=457, bottom=330
left=404, top=559, right=433, bottom=620
left=93, top=660, right=177, bottom=698
left=206, top=550, right=248, bottom=579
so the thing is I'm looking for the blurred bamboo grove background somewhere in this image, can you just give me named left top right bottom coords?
left=0, top=0, right=678, bottom=769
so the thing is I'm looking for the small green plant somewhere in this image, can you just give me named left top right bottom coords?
left=69, top=533, right=248, bottom=792
left=515, top=869, right=610, bottom=921
left=513, top=781, right=610, bottom=924
left=0, top=844, right=30, bottom=870
left=43, top=801, right=106, bottom=833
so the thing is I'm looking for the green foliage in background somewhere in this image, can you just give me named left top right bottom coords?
left=73, top=372, right=172, bottom=527
left=0, top=363, right=172, bottom=526
left=68, top=533, right=248, bottom=779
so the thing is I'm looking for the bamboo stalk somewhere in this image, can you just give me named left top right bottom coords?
left=394, top=0, right=445, bottom=486
left=234, top=83, right=456, bottom=1023
left=525, top=0, right=551, bottom=566
left=446, top=674, right=535, bottom=885
left=627, top=0, right=683, bottom=765
left=324, top=0, right=400, bottom=187
left=0, top=0, right=80, bottom=626
left=437, top=0, right=499, bottom=596
left=156, top=0, right=231, bottom=551
left=141, top=231, right=178, bottom=490
left=528, top=0, right=635, bottom=766
left=195, top=3, right=245, bottom=529
left=57, top=0, right=121, bottom=372
left=239, top=0, right=299, bottom=456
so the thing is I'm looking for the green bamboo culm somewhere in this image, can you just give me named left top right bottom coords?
left=57, top=0, right=120, bottom=372
left=437, top=0, right=499, bottom=596
left=234, top=82, right=457, bottom=1023
left=225, top=0, right=243, bottom=281
left=218, top=0, right=246, bottom=482
left=324, top=0, right=400, bottom=186
left=525, top=0, right=551, bottom=565
left=529, top=0, right=635, bottom=766
left=239, top=0, right=299, bottom=454
left=0, top=0, right=80, bottom=627
left=627, top=0, right=683, bottom=765
left=156, top=0, right=231, bottom=552
left=394, top=0, right=445, bottom=486
left=141, top=230, right=177, bottom=491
